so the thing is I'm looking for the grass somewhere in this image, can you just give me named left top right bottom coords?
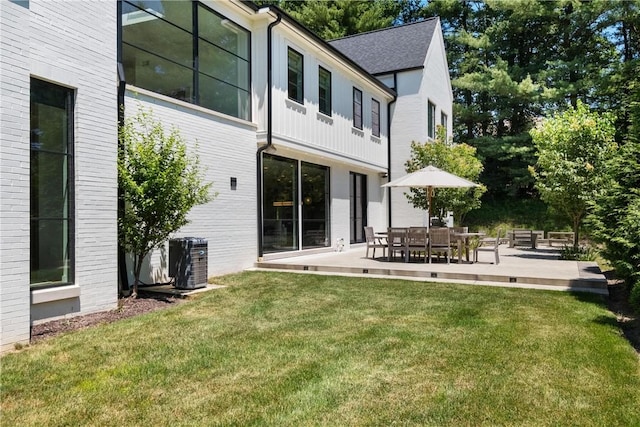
left=2, top=271, right=639, bottom=426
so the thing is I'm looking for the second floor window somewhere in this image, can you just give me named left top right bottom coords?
left=120, top=1, right=251, bottom=121
left=318, top=66, right=331, bottom=116
left=353, top=88, right=363, bottom=129
left=288, top=48, right=304, bottom=104
left=428, top=101, right=436, bottom=139
left=372, top=99, right=380, bottom=137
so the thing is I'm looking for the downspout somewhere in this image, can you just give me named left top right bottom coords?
left=386, top=72, right=398, bottom=228
left=116, top=1, right=129, bottom=293
left=257, top=9, right=282, bottom=259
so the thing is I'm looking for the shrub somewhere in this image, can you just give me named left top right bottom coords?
left=559, top=245, right=597, bottom=262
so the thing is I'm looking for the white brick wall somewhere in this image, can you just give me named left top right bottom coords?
left=1, top=0, right=118, bottom=351
left=1, top=0, right=33, bottom=351
left=125, top=91, right=259, bottom=282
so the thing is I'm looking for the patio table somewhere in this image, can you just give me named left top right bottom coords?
left=452, top=232, right=485, bottom=263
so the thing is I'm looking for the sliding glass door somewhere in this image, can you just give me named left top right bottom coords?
left=262, top=154, right=330, bottom=254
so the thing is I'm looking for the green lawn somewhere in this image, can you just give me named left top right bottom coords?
left=2, top=271, right=639, bottom=426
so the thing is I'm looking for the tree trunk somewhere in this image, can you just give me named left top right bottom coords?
left=132, top=254, right=143, bottom=298
left=572, top=217, right=580, bottom=249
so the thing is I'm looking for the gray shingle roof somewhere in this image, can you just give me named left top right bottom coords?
left=328, top=18, right=439, bottom=75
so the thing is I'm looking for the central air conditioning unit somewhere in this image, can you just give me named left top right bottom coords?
left=168, top=237, right=208, bottom=290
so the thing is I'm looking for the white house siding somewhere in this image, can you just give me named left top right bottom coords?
left=124, top=91, right=259, bottom=282
left=268, top=24, right=390, bottom=172
left=0, top=0, right=118, bottom=351
left=257, top=20, right=392, bottom=251
left=388, top=21, right=453, bottom=227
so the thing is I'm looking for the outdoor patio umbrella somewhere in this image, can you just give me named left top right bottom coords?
left=381, top=165, right=479, bottom=227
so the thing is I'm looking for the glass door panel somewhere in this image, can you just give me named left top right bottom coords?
left=262, top=154, right=298, bottom=253
left=302, top=162, right=329, bottom=249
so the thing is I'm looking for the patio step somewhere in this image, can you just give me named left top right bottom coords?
left=253, top=247, right=608, bottom=294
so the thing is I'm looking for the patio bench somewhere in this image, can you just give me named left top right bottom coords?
left=547, top=231, right=575, bottom=247
left=509, top=229, right=537, bottom=249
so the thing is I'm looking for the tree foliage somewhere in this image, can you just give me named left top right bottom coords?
left=588, top=62, right=640, bottom=310
left=529, top=101, right=617, bottom=247
left=405, top=128, right=486, bottom=224
left=118, top=108, right=213, bottom=296
left=425, top=0, right=638, bottom=197
left=255, top=0, right=420, bottom=39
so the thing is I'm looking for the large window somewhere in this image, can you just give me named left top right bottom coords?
left=120, top=1, right=250, bottom=120
left=30, top=79, right=74, bottom=287
left=262, top=155, right=330, bottom=253
left=371, top=99, right=380, bottom=137
left=318, top=66, right=331, bottom=116
left=288, top=48, right=304, bottom=104
left=353, top=88, right=363, bottom=129
left=427, top=100, right=436, bottom=139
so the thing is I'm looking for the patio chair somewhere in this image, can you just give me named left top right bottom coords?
left=474, top=229, right=502, bottom=265
left=428, top=227, right=453, bottom=264
left=406, top=227, right=428, bottom=262
left=387, top=227, right=408, bottom=262
left=364, top=226, right=386, bottom=259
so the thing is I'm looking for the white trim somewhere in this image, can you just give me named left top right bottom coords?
left=31, top=285, right=81, bottom=305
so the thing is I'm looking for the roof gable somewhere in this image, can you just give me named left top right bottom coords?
left=328, top=18, right=439, bottom=75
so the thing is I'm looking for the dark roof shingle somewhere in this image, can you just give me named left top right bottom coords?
left=328, top=18, right=439, bottom=75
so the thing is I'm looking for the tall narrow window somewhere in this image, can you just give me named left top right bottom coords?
left=288, top=47, right=304, bottom=104
left=353, top=88, right=363, bottom=129
left=372, top=99, right=380, bottom=137
left=30, top=79, right=74, bottom=286
left=427, top=100, right=436, bottom=139
left=318, top=66, right=331, bottom=116
left=441, top=112, right=448, bottom=140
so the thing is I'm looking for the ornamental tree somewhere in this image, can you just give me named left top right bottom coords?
left=118, top=108, right=213, bottom=297
left=405, top=127, right=486, bottom=225
left=529, top=101, right=617, bottom=247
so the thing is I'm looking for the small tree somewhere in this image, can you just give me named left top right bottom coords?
left=118, top=108, right=212, bottom=297
left=405, top=127, right=486, bottom=224
left=529, top=101, right=617, bottom=248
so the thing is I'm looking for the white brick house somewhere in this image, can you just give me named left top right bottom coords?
left=0, top=0, right=452, bottom=351
left=1, top=0, right=118, bottom=351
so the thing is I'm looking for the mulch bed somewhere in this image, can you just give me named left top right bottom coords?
left=30, top=292, right=184, bottom=344
left=605, top=272, right=640, bottom=354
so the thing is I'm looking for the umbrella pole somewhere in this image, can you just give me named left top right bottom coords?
left=428, top=186, right=433, bottom=228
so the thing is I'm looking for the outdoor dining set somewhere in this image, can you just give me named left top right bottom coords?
left=364, top=226, right=501, bottom=265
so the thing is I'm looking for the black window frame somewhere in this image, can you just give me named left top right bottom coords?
left=287, top=47, right=304, bottom=104
left=353, top=87, right=363, bottom=130
left=371, top=98, right=380, bottom=137
left=441, top=111, right=448, bottom=139
left=427, top=100, right=436, bottom=139
left=119, top=1, right=252, bottom=121
left=30, top=78, right=75, bottom=288
left=318, top=66, right=332, bottom=116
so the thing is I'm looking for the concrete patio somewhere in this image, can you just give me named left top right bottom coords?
left=253, top=244, right=608, bottom=294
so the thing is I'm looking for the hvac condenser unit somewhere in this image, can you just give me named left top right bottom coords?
left=168, top=237, right=208, bottom=290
